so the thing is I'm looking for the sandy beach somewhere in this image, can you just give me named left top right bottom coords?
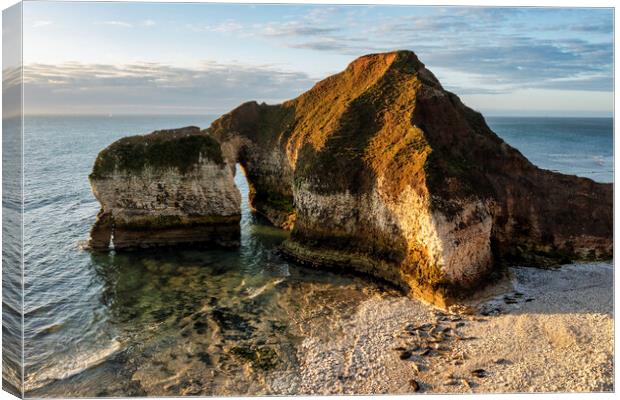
left=292, top=262, right=613, bottom=394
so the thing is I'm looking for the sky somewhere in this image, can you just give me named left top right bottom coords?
left=13, top=2, right=615, bottom=116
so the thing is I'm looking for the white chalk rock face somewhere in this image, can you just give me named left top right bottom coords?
left=88, top=126, right=241, bottom=250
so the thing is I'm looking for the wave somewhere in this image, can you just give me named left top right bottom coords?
left=246, top=278, right=285, bottom=299
left=24, top=339, right=121, bottom=392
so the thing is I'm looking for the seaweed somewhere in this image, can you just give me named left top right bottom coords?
left=229, top=345, right=279, bottom=371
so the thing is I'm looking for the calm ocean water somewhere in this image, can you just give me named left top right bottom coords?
left=486, top=117, right=613, bottom=183
left=18, top=115, right=612, bottom=396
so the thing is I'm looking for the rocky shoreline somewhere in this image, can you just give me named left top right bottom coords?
left=293, top=261, right=613, bottom=394
left=120, top=261, right=614, bottom=395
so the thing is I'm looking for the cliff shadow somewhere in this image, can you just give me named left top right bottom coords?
left=466, top=262, right=613, bottom=317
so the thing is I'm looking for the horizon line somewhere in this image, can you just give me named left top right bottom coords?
left=13, top=112, right=615, bottom=119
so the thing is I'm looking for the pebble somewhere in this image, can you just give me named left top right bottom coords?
left=504, top=297, right=518, bottom=304
left=409, top=379, right=420, bottom=392
left=411, top=362, right=420, bottom=373
left=480, top=306, right=502, bottom=316
left=429, top=334, right=444, bottom=342
left=471, top=368, right=488, bottom=378
left=420, top=330, right=432, bottom=338
left=430, top=326, right=443, bottom=336
left=399, top=350, right=413, bottom=360
left=448, top=305, right=475, bottom=315
left=408, top=343, right=421, bottom=352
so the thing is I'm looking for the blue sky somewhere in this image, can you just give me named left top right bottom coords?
left=19, top=2, right=614, bottom=116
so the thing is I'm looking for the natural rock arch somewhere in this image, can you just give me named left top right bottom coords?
left=89, top=51, right=612, bottom=306
left=208, top=101, right=297, bottom=230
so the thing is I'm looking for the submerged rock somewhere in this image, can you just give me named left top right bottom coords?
left=88, top=126, right=241, bottom=250
left=88, top=51, right=612, bottom=306
left=229, top=345, right=279, bottom=371
left=471, top=369, right=488, bottom=378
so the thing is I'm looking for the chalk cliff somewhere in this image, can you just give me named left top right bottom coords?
left=205, top=50, right=612, bottom=305
left=88, top=126, right=241, bottom=250
left=89, top=51, right=612, bottom=306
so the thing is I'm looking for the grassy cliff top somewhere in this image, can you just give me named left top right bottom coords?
left=90, top=126, right=224, bottom=179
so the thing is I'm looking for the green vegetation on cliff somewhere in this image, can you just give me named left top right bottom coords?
left=90, top=126, right=224, bottom=179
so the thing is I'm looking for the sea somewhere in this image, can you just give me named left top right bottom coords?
left=4, top=115, right=613, bottom=396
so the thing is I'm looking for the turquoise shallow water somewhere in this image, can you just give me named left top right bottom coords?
left=16, top=115, right=612, bottom=396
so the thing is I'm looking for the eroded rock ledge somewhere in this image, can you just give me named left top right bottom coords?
left=89, top=51, right=612, bottom=306
left=88, top=126, right=241, bottom=250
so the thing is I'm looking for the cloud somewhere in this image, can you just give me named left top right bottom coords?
left=141, top=19, right=156, bottom=27
left=208, top=20, right=243, bottom=33
left=186, top=20, right=244, bottom=34
left=416, top=38, right=613, bottom=92
left=304, top=6, right=339, bottom=24
left=535, top=75, right=613, bottom=92
left=170, top=6, right=611, bottom=94
left=33, top=20, right=52, bottom=28
left=98, top=21, right=133, bottom=28
left=188, top=18, right=340, bottom=38
left=17, top=6, right=612, bottom=115
left=257, top=9, right=612, bottom=93
left=444, top=86, right=509, bottom=95
left=260, top=22, right=339, bottom=37
left=2, top=67, right=22, bottom=118
left=288, top=36, right=385, bottom=55
left=95, top=19, right=157, bottom=28
left=570, top=23, right=613, bottom=33
left=21, top=61, right=316, bottom=114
